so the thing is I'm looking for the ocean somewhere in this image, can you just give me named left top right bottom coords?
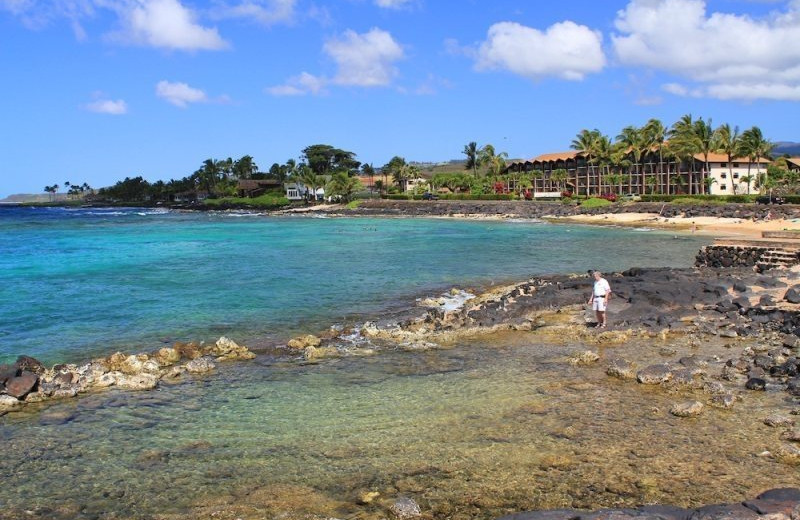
left=8, top=206, right=789, bottom=520
left=0, top=206, right=706, bottom=364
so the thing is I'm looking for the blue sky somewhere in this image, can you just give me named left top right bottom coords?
left=1, top=0, right=799, bottom=197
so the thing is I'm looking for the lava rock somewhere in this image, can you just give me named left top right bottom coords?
left=637, top=364, right=673, bottom=385
left=670, top=401, right=704, bottom=417
left=785, top=286, right=800, bottom=304
left=4, top=371, right=38, bottom=399
left=389, top=497, right=422, bottom=519
left=745, top=378, right=767, bottom=391
left=16, top=355, right=45, bottom=375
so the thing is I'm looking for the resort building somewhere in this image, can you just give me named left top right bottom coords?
left=505, top=149, right=770, bottom=197
left=236, top=179, right=282, bottom=198
left=787, top=158, right=800, bottom=172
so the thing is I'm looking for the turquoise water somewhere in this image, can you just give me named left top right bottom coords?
left=5, top=206, right=798, bottom=520
left=0, top=206, right=708, bottom=364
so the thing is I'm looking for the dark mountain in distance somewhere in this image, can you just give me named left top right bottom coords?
left=774, top=141, right=800, bottom=157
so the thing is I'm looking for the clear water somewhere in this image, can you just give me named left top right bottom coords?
left=0, top=206, right=707, bottom=364
left=6, top=206, right=783, bottom=520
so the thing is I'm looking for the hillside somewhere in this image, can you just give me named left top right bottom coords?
left=774, top=141, right=800, bottom=157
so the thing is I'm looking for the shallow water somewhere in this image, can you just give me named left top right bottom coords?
left=0, top=206, right=708, bottom=364
left=2, top=333, right=798, bottom=519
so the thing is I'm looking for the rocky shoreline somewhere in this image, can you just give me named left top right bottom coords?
left=0, top=336, right=256, bottom=415
left=317, top=199, right=800, bottom=221
left=499, top=488, right=800, bottom=520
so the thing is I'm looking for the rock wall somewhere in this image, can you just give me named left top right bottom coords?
left=696, top=246, right=770, bottom=268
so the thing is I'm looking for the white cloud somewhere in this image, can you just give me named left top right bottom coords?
left=613, top=0, right=800, bottom=101
left=374, top=0, right=414, bottom=9
left=108, top=0, right=228, bottom=51
left=156, top=80, right=209, bottom=107
left=323, top=28, right=405, bottom=87
left=266, top=72, right=327, bottom=96
left=2, top=0, right=228, bottom=50
left=474, top=21, right=606, bottom=81
left=84, top=97, right=128, bottom=114
left=211, top=0, right=295, bottom=26
left=662, top=82, right=690, bottom=96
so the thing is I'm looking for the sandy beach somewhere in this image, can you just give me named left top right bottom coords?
left=545, top=212, right=800, bottom=238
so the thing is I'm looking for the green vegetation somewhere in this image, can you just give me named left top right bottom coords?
left=346, top=200, right=363, bottom=210
left=201, top=193, right=289, bottom=209
left=580, top=198, right=612, bottom=208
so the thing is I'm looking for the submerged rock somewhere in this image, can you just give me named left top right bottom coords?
left=185, top=357, right=216, bottom=374
left=637, top=364, right=673, bottom=385
left=670, top=401, right=704, bottom=417
left=606, top=358, right=636, bottom=380
left=389, top=497, right=422, bottom=519
left=764, top=415, right=796, bottom=428
left=287, top=334, right=321, bottom=349
left=568, top=350, right=599, bottom=366
left=745, top=378, right=767, bottom=391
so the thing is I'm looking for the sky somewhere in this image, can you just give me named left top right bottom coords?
left=1, top=0, right=800, bottom=197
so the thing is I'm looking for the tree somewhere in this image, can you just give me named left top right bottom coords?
left=298, top=166, right=321, bottom=202
left=383, top=156, right=409, bottom=188
left=326, top=172, right=362, bottom=202
left=739, top=174, right=754, bottom=194
left=571, top=129, right=601, bottom=196
left=703, top=176, right=717, bottom=195
left=616, top=125, right=647, bottom=194
left=604, top=173, right=624, bottom=195
left=644, top=118, right=667, bottom=194
left=550, top=169, right=568, bottom=192
left=302, top=144, right=360, bottom=176
left=713, top=123, right=741, bottom=193
left=233, top=156, right=258, bottom=180
left=462, top=142, right=479, bottom=177
left=645, top=175, right=658, bottom=195
left=741, top=126, right=774, bottom=187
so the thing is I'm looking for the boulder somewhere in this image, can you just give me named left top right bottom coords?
left=174, top=342, right=203, bottom=360
left=210, top=336, right=256, bottom=361
left=745, top=488, right=800, bottom=516
left=288, top=334, right=322, bottom=350
left=781, top=429, right=800, bottom=442
left=0, top=363, right=19, bottom=385
left=710, top=394, right=737, bottom=409
left=670, top=401, right=704, bottom=417
left=785, top=286, right=800, bottom=304
left=637, top=364, right=673, bottom=385
left=115, top=373, right=159, bottom=391
left=774, top=444, right=800, bottom=465
left=185, top=357, right=216, bottom=374
left=606, top=358, right=636, bottom=380
left=0, top=394, right=22, bottom=412
left=568, top=350, right=600, bottom=366
left=764, top=415, right=796, bottom=428
left=4, top=371, right=38, bottom=399
left=745, top=378, right=767, bottom=391
left=389, top=497, right=422, bottom=519
left=689, top=503, right=760, bottom=520
left=16, top=355, right=45, bottom=375
left=153, top=347, right=181, bottom=366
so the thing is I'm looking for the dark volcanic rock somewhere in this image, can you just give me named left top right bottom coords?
left=4, top=371, right=38, bottom=398
left=688, top=503, right=760, bottom=520
left=745, top=377, right=767, bottom=391
left=0, top=363, right=19, bottom=385
left=744, top=488, right=800, bottom=515
left=785, top=285, right=800, bottom=304
left=16, top=355, right=45, bottom=375
left=497, top=510, right=582, bottom=520
left=637, top=364, right=673, bottom=385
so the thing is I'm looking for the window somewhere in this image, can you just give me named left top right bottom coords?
left=733, top=163, right=740, bottom=167
left=733, top=173, right=739, bottom=179
left=720, top=163, right=727, bottom=168
left=721, top=173, right=727, bottom=179
left=720, top=184, right=727, bottom=190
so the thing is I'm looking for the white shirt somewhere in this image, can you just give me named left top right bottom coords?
left=593, top=278, right=611, bottom=297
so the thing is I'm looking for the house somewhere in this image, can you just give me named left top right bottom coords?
left=694, top=153, right=770, bottom=195
left=237, top=179, right=282, bottom=198
left=787, top=158, right=800, bottom=172
left=285, top=182, right=324, bottom=201
left=402, top=177, right=429, bottom=193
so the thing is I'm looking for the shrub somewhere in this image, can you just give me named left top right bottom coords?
left=640, top=194, right=758, bottom=203
left=346, top=200, right=363, bottom=209
left=580, top=197, right=613, bottom=208
left=600, top=193, right=617, bottom=202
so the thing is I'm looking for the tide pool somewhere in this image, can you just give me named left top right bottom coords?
left=0, top=206, right=708, bottom=364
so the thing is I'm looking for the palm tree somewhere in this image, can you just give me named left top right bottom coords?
left=299, top=166, right=321, bottom=202
left=571, top=129, right=601, bottom=196
left=713, top=123, right=741, bottom=193
left=645, top=175, right=658, bottom=195
left=327, top=172, right=362, bottom=202
left=616, top=125, right=646, bottom=194
left=463, top=142, right=479, bottom=177
left=703, top=176, right=718, bottom=195
left=739, top=174, right=754, bottom=194
left=605, top=173, right=624, bottom=195
left=550, top=169, right=568, bottom=192
left=644, top=118, right=666, bottom=193
left=741, top=126, right=774, bottom=187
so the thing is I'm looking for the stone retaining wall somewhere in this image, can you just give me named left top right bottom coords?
left=696, top=245, right=770, bottom=268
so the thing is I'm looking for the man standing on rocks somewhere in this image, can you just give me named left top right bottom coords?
left=589, top=270, right=612, bottom=328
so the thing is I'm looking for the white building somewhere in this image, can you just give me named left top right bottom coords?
left=402, top=177, right=429, bottom=193
left=285, top=183, right=325, bottom=201
left=696, top=153, right=771, bottom=195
